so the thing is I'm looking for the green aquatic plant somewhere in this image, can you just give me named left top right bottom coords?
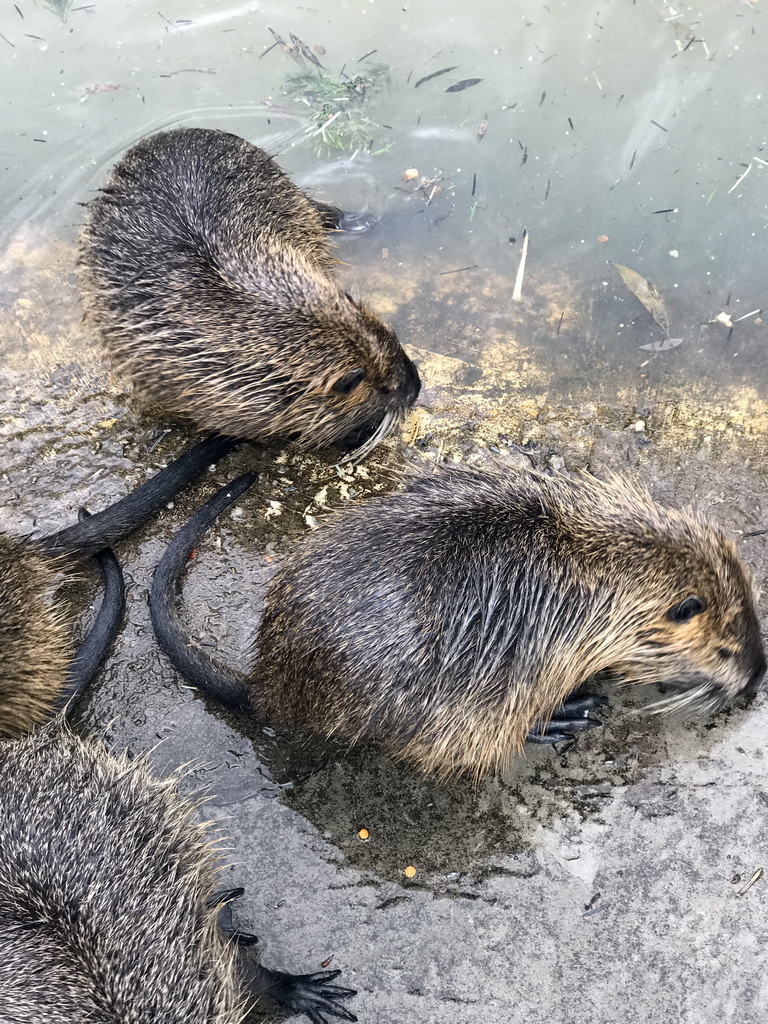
left=283, top=63, right=391, bottom=155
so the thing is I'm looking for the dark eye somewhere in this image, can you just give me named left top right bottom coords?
left=717, top=647, right=734, bottom=660
left=667, top=595, right=707, bottom=623
left=333, top=367, right=367, bottom=394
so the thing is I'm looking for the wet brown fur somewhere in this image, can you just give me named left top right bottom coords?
left=0, top=535, right=75, bottom=739
left=0, top=723, right=245, bottom=1023
left=253, top=467, right=765, bottom=778
left=80, top=127, right=420, bottom=446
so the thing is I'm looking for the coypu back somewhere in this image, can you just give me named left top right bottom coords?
left=149, top=466, right=765, bottom=777
left=254, top=467, right=765, bottom=777
left=0, top=535, right=74, bottom=738
left=0, top=724, right=359, bottom=1023
left=81, top=127, right=420, bottom=447
left=0, top=725, right=242, bottom=1023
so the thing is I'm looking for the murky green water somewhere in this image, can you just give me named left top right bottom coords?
left=3, top=0, right=767, bottom=384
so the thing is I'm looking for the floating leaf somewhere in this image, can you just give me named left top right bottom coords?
left=640, top=337, right=683, bottom=352
left=289, top=32, right=324, bottom=68
left=613, top=262, right=670, bottom=335
left=446, top=78, right=482, bottom=93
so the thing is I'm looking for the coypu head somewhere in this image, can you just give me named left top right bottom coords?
left=309, top=290, right=421, bottom=457
left=194, top=247, right=421, bottom=452
left=609, top=531, right=765, bottom=715
left=556, top=473, right=766, bottom=715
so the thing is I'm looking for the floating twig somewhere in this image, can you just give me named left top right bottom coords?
left=512, top=230, right=529, bottom=302
left=736, top=868, right=763, bottom=897
left=582, top=903, right=611, bottom=919
left=733, top=308, right=762, bottom=322
left=728, top=161, right=752, bottom=194
left=439, top=265, right=478, bottom=276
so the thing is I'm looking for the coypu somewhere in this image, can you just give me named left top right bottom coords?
left=150, top=465, right=766, bottom=778
left=81, top=127, right=420, bottom=454
left=0, top=434, right=240, bottom=737
left=0, top=723, right=357, bottom=1023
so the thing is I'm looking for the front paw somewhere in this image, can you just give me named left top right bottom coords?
left=526, top=692, right=607, bottom=745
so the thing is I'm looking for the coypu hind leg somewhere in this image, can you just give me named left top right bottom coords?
left=526, top=693, right=607, bottom=745
left=0, top=726, right=360, bottom=1023
left=239, top=960, right=359, bottom=1024
left=53, top=508, right=126, bottom=715
left=217, top=896, right=358, bottom=1024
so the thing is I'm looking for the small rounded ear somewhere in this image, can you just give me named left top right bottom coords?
left=333, top=367, right=367, bottom=394
left=667, top=595, right=707, bottom=623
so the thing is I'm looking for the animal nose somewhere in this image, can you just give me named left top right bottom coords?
left=744, top=649, right=767, bottom=694
left=402, top=356, right=421, bottom=403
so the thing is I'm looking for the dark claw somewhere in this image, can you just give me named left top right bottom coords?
left=526, top=691, right=606, bottom=745
left=526, top=729, right=575, bottom=745
left=206, top=887, right=245, bottom=908
left=306, top=970, right=342, bottom=983
left=545, top=716, right=602, bottom=733
left=230, top=930, right=259, bottom=946
left=261, top=967, right=358, bottom=1023
left=557, top=693, right=608, bottom=715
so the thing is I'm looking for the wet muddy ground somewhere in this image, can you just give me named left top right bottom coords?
left=2, top=224, right=768, bottom=1023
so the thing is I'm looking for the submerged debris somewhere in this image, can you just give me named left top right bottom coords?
left=512, top=230, right=529, bottom=303
left=44, top=0, right=73, bottom=21
left=414, top=66, right=458, bottom=88
left=282, top=60, right=390, bottom=154
left=446, top=78, right=482, bottom=93
left=728, top=161, right=752, bottom=194
left=639, top=337, right=683, bottom=353
left=736, top=867, right=763, bottom=897
left=613, top=262, right=671, bottom=336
